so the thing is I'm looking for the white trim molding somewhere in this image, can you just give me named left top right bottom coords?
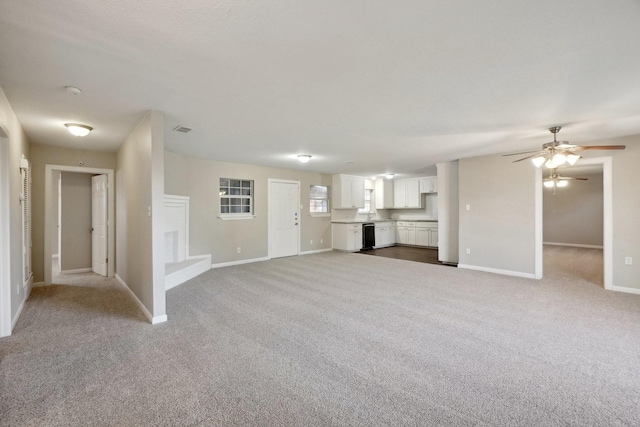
left=610, top=285, right=640, bottom=296
left=59, top=268, right=92, bottom=275
left=457, top=264, right=537, bottom=279
left=544, top=242, right=604, bottom=249
left=44, top=165, right=116, bottom=286
left=211, top=257, right=270, bottom=269
left=300, top=248, right=333, bottom=256
left=116, top=274, right=167, bottom=324
left=11, top=277, right=32, bottom=330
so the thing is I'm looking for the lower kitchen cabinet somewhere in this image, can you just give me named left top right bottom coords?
left=374, top=222, right=396, bottom=247
left=396, top=221, right=417, bottom=245
left=332, top=223, right=363, bottom=252
left=398, top=221, right=438, bottom=248
left=416, top=223, right=438, bottom=247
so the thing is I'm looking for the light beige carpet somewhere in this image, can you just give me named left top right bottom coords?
left=2, top=247, right=638, bottom=426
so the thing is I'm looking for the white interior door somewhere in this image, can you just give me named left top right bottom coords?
left=269, top=180, right=300, bottom=258
left=91, top=174, right=108, bottom=276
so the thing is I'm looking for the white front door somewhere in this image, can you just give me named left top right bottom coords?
left=269, top=180, right=300, bottom=258
left=91, top=175, right=108, bottom=276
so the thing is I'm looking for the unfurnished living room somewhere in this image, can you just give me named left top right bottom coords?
left=1, top=2, right=639, bottom=426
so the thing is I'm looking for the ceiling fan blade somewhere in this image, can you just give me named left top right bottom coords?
left=513, top=154, right=536, bottom=162
left=557, top=176, right=588, bottom=181
left=502, top=150, right=539, bottom=157
left=574, top=145, right=626, bottom=151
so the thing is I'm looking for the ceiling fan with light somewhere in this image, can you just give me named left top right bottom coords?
left=503, top=126, right=625, bottom=168
left=543, top=168, right=587, bottom=189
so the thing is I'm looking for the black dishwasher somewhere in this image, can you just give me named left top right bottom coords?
left=362, top=223, right=375, bottom=250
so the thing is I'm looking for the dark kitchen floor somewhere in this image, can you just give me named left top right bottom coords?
left=358, top=245, right=455, bottom=266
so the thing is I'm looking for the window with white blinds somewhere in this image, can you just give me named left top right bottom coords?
left=309, top=185, right=330, bottom=213
left=20, top=156, right=32, bottom=284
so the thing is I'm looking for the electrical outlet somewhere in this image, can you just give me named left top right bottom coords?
left=466, top=248, right=471, bottom=255
left=16, top=283, right=20, bottom=295
left=320, top=238, right=323, bottom=244
left=625, top=257, right=633, bottom=265
left=310, top=240, right=313, bottom=245
left=466, top=204, right=471, bottom=211
left=236, top=247, right=241, bottom=254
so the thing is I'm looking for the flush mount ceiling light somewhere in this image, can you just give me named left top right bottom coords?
left=65, top=123, right=93, bottom=137
left=385, top=173, right=395, bottom=179
left=64, top=85, right=82, bottom=95
left=297, top=154, right=312, bottom=163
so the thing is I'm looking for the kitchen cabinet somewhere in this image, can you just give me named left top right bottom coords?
left=374, top=222, right=396, bottom=247
left=393, top=179, right=421, bottom=208
left=333, top=174, right=366, bottom=209
left=419, top=177, right=438, bottom=193
left=396, top=221, right=438, bottom=247
left=416, top=222, right=438, bottom=247
left=396, top=221, right=416, bottom=245
left=332, top=223, right=363, bottom=251
left=375, top=179, right=394, bottom=209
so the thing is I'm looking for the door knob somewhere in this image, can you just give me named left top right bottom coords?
left=90, top=227, right=94, bottom=232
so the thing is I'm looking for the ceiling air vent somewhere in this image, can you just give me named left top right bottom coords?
left=173, top=125, right=192, bottom=133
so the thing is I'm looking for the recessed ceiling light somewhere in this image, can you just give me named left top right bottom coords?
left=297, top=154, right=312, bottom=163
left=65, top=123, right=93, bottom=137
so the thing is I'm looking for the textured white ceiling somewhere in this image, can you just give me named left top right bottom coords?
left=1, top=1, right=640, bottom=177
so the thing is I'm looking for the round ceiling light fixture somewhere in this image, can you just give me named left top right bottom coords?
left=385, top=173, right=395, bottom=179
left=297, top=154, right=312, bottom=163
left=65, top=123, right=93, bottom=137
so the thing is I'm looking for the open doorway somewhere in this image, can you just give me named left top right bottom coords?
left=535, top=157, right=613, bottom=288
left=543, top=165, right=604, bottom=286
left=44, top=165, right=115, bottom=286
left=51, top=171, right=109, bottom=283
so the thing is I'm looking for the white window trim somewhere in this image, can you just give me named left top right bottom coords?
left=217, top=214, right=255, bottom=221
left=219, top=178, right=254, bottom=217
left=309, top=212, right=331, bottom=218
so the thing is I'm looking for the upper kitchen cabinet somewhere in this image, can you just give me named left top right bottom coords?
left=419, top=177, right=438, bottom=193
left=333, top=174, right=366, bottom=209
left=393, top=178, right=421, bottom=208
left=375, top=179, right=394, bottom=209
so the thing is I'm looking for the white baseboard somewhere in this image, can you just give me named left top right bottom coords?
left=299, top=248, right=333, bottom=256
left=60, top=268, right=92, bottom=275
left=211, top=257, right=270, bottom=269
left=166, top=255, right=211, bottom=291
left=115, top=274, right=167, bottom=325
left=457, top=264, right=537, bottom=279
left=610, top=285, right=640, bottom=295
left=544, top=242, right=603, bottom=249
left=12, top=277, right=33, bottom=329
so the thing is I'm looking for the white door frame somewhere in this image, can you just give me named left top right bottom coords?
left=44, top=165, right=115, bottom=285
left=267, top=178, right=300, bottom=259
left=0, top=125, right=11, bottom=337
left=534, top=156, right=613, bottom=289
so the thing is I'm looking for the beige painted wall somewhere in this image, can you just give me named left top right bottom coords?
left=543, top=171, right=603, bottom=247
left=458, top=154, right=537, bottom=275
left=459, top=134, right=640, bottom=289
left=164, top=150, right=333, bottom=264
left=30, top=144, right=116, bottom=282
left=60, top=172, right=93, bottom=271
left=116, top=111, right=165, bottom=321
left=0, top=85, right=31, bottom=331
left=605, top=135, right=640, bottom=290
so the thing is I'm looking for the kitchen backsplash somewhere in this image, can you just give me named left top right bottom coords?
left=332, top=194, right=438, bottom=222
